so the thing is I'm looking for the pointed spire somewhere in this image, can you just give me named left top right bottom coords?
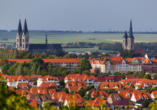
left=128, top=19, right=134, bottom=38
left=23, top=19, right=28, bottom=35
left=17, top=19, right=22, bottom=35
left=123, top=31, right=128, bottom=38
left=46, top=31, right=47, bottom=44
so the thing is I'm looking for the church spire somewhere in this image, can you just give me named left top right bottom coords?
left=17, top=19, right=22, bottom=35
left=23, top=19, right=28, bottom=35
left=46, top=31, right=47, bottom=44
left=128, top=19, right=134, bottom=38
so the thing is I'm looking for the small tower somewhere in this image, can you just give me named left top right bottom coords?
left=122, top=31, right=128, bottom=49
left=45, top=31, right=47, bottom=45
left=16, top=19, right=22, bottom=50
left=22, top=19, right=29, bottom=51
left=127, top=19, right=134, bottom=50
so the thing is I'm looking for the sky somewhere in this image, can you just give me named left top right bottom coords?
left=0, top=0, right=157, bottom=31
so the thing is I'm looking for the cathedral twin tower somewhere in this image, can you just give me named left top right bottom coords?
left=122, top=20, right=134, bottom=51
left=16, top=19, right=29, bottom=51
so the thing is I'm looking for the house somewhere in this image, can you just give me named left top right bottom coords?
left=63, top=94, right=83, bottom=107
left=39, top=82, right=57, bottom=89
left=123, top=85, right=134, bottom=90
left=134, top=80, right=157, bottom=90
left=107, top=93, right=123, bottom=104
left=86, top=97, right=107, bottom=108
left=97, top=76, right=121, bottom=83
left=151, top=91, right=157, bottom=100
left=91, top=90, right=108, bottom=99
left=37, top=75, right=60, bottom=87
left=100, top=82, right=122, bottom=90
left=130, top=91, right=151, bottom=103
left=17, top=83, right=32, bottom=89
left=42, top=59, right=80, bottom=73
left=118, top=90, right=141, bottom=100
left=143, top=58, right=157, bottom=73
left=27, top=94, right=60, bottom=108
left=7, top=75, right=33, bottom=88
left=65, top=81, right=86, bottom=92
left=64, top=74, right=98, bottom=88
left=16, top=89, right=30, bottom=95
left=111, top=99, right=132, bottom=110
left=29, top=87, right=56, bottom=95
left=27, top=99, right=37, bottom=108
left=51, top=92, right=67, bottom=102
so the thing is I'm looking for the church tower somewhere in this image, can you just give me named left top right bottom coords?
left=21, top=19, right=29, bottom=51
left=122, top=31, right=128, bottom=49
left=16, top=19, right=22, bottom=50
left=122, top=19, right=134, bottom=51
left=127, top=19, right=134, bottom=50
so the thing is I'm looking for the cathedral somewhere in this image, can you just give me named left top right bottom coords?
left=122, top=20, right=134, bottom=51
left=16, top=19, right=63, bottom=54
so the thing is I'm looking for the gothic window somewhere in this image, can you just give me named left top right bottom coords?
left=23, top=44, right=24, bottom=48
left=26, top=39, right=28, bottom=42
left=26, top=44, right=28, bottom=48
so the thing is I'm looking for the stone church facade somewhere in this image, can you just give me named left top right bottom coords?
left=16, top=19, right=63, bottom=53
left=122, top=20, right=134, bottom=51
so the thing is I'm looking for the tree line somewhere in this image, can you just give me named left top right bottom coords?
left=1, top=58, right=92, bottom=77
left=99, top=42, right=157, bottom=53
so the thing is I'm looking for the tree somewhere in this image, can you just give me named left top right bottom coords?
left=13, top=49, right=19, bottom=59
left=31, top=63, right=38, bottom=75
left=31, top=58, right=44, bottom=65
left=59, top=79, right=65, bottom=86
left=86, top=85, right=94, bottom=91
left=42, top=101, right=51, bottom=110
left=47, top=63, right=53, bottom=73
left=0, top=81, right=33, bottom=110
left=64, top=54, right=77, bottom=58
left=15, top=65, right=23, bottom=75
left=138, top=71, right=145, bottom=78
left=78, top=89, right=85, bottom=97
left=99, top=53, right=110, bottom=58
left=142, top=99, right=150, bottom=108
left=80, top=59, right=92, bottom=72
left=62, top=88, right=69, bottom=93
left=96, top=90, right=99, bottom=98
left=2, top=63, right=10, bottom=74
left=144, top=74, right=151, bottom=79
left=82, top=70, right=90, bottom=75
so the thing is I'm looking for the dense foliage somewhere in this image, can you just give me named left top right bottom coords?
left=99, top=42, right=157, bottom=53
left=1, top=58, right=71, bottom=77
left=120, top=48, right=143, bottom=58
left=64, top=42, right=98, bottom=48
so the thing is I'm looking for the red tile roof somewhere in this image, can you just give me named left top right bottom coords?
left=111, top=99, right=131, bottom=106
left=27, top=99, right=37, bottom=107
left=39, top=82, right=57, bottom=88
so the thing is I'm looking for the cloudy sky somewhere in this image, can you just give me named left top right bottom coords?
left=0, top=0, right=156, bottom=31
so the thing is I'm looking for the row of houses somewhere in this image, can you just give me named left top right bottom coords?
left=2, top=71, right=157, bottom=109
left=90, top=56, right=157, bottom=74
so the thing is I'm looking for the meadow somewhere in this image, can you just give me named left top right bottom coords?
left=0, top=31, right=157, bottom=52
left=0, top=31, right=157, bottom=44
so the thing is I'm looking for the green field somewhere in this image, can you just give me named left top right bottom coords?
left=0, top=32, right=157, bottom=44
left=63, top=46, right=119, bottom=53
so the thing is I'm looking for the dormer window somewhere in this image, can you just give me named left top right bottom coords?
left=13, top=79, right=16, bottom=81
